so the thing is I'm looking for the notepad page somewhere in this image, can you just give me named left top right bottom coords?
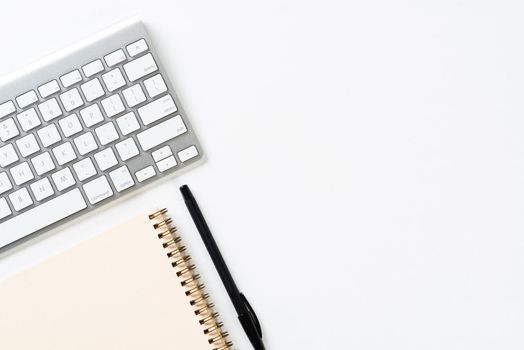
left=0, top=213, right=211, bottom=350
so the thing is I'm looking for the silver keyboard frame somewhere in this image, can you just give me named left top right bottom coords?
left=0, top=18, right=204, bottom=247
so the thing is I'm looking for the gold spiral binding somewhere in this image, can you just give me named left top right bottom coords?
left=167, top=245, right=186, bottom=258
left=195, top=303, right=215, bottom=315
left=173, top=256, right=192, bottom=269
left=186, top=283, right=205, bottom=296
left=181, top=273, right=200, bottom=286
left=154, top=218, right=173, bottom=229
left=215, top=342, right=234, bottom=350
left=148, top=208, right=168, bottom=219
left=177, top=264, right=196, bottom=277
left=158, top=227, right=177, bottom=239
left=191, top=293, right=210, bottom=306
left=200, top=312, right=219, bottom=325
left=204, top=322, right=223, bottom=334
left=149, top=208, right=232, bottom=350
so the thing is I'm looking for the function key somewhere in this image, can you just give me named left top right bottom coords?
left=104, top=49, right=126, bottom=67
left=38, top=80, right=60, bottom=98
left=82, top=59, right=104, bottom=78
left=126, top=39, right=148, bottom=57
left=0, top=101, right=15, bottom=119
left=60, top=70, right=82, bottom=88
left=16, top=90, right=38, bottom=109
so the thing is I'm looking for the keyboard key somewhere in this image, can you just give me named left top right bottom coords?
left=52, top=142, right=77, bottom=165
left=11, top=162, right=34, bottom=185
left=31, top=152, right=55, bottom=176
left=95, top=122, right=119, bottom=145
left=101, top=94, right=125, bottom=117
left=37, top=124, right=61, bottom=147
left=9, top=188, right=33, bottom=212
left=102, top=68, right=126, bottom=92
left=0, top=144, right=19, bottom=167
left=116, top=112, right=140, bottom=136
left=80, top=104, right=104, bottom=127
left=123, top=53, right=158, bottom=82
left=83, top=176, right=113, bottom=204
left=0, top=172, right=13, bottom=195
left=178, top=145, right=199, bottom=162
left=152, top=145, right=172, bottom=162
left=38, top=80, right=60, bottom=98
left=74, top=132, right=97, bottom=155
left=16, top=134, right=40, bottom=157
left=126, top=39, right=148, bottom=57
left=52, top=168, right=76, bottom=191
left=59, top=113, right=82, bottom=137
left=157, top=155, right=177, bottom=172
left=109, top=165, right=134, bottom=192
left=82, top=59, right=104, bottom=77
left=115, top=138, right=139, bottom=161
left=16, top=90, right=38, bottom=109
left=81, top=78, right=105, bottom=102
left=144, top=74, right=167, bottom=98
left=60, top=88, right=84, bottom=112
left=0, top=118, right=20, bottom=142
left=0, top=198, right=11, bottom=220
left=60, top=70, right=82, bottom=88
left=94, top=148, right=118, bottom=171
left=104, top=49, right=126, bottom=67
left=0, top=101, right=16, bottom=119
left=38, top=98, right=62, bottom=121
left=73, top=158, right=97, bottom=181
left=137, top=94, right=177, bottom=125
left=136, top=115, right=187, bottom=151
left=30, top=178, right=54, bottom=201
left=122, top=84, right=146, bottom=107
left=0, top=189, right=86, bottom=247
left=17, top=108, right=41, bottom=132
left=135, top=166, right=156, bottom=182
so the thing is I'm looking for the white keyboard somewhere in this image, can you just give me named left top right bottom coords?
left=0, top=19, right=203, bottom=248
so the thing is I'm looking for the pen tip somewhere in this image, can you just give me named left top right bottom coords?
left=180, top=185, right=192, bottom=200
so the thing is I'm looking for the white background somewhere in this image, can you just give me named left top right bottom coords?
left=1, top=1, right=524, bottom=349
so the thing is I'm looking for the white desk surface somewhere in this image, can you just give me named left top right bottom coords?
left=1, top=1, right=524, bottom=349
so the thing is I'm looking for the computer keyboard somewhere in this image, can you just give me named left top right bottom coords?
left=0, top=18, right=203, bottom=248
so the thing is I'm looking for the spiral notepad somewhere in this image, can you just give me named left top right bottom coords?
left=0, top=209, right=233, bottom=350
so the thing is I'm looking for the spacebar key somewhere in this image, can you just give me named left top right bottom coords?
left=0, top=189, right=87, bottom=248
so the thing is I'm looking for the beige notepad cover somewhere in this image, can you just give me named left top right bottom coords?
left=0, top=212, right=228, bottom=349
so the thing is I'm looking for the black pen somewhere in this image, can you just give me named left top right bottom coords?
left=180, top=185, right=265, bottom=350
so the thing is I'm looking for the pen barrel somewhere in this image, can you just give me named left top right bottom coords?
left=181, top=185, right=265, bottom=350
left=183, top=193, right=244, bottom=311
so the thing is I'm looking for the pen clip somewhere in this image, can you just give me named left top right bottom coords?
left=239, top=292, right=262, bottom=337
